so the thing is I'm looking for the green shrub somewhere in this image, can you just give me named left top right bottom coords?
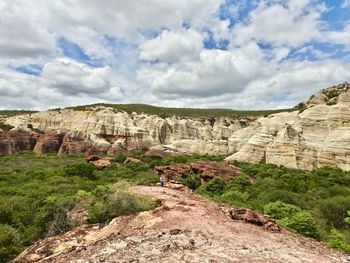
left=197, top=177, right=227, bottom=196
left=220, top=190, right=249, bottom=207
left=278, top=211, right=321, bottom=239
left=88, top=184, right=156, bottom=223
left=263, top=201, right=301, bottom=220
left=64, top=162, right=96, bottom=179
left=0, top=123, right=14, bottom=132
left=179, top=173, right=201, bottom=190
left=317, top=196, right=350, bottom=229
left=0, top=205, right=14, bottom=225
left=345, top=210, right=350, bottom=225
left=0, top=224, right=22, bottom=263
left=327, top=229, right=350, bottom=253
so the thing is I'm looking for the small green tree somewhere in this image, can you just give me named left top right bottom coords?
left=64, top=162, right=96, bottom=179
left=197, top=177, right=227, bottom=196
left=179, top=173, right=201, bottom=190
left=278, top=211, right=321, bottom=239
left=0, top=224, right=22, bottom=263
left=345, top=210, right=350, bottom=225
left=327, top=229, right=350, bottom=253
left=263, top=201, right=301, bottom=220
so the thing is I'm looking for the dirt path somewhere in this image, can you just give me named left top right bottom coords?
left=14, top=185, right=350, bottom=263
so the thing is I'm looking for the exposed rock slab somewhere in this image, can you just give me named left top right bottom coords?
left=13, top=186, right=349, bottom=263
left=155, top=161, right=240, bottom=182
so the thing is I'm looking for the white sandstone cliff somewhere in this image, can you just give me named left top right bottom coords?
left=226, top=83, right=350, bottom=171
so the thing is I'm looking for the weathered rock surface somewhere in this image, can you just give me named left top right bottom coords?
left=13, top=186, right=349, bottom=263
left=58, top=133, right=94, bottom=155
left=226, top=83, right=350, bottom=170
left=0, top=128, right=38, bottom=155
left=155, top=161, right=240, bottom=182
left=5, top=107, right=245, bottom=155
left=33, top=131, right=65, bottom=154
left=3, top=83, right=350, bottom=171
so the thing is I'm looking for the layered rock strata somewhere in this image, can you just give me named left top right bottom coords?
left=226, top=83, right=350, bottom=170
left=5, top=107, right=245, bottom=155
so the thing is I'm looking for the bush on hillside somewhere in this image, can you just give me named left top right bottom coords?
left=263, top=201, right=301, bottom=220
left=179, top=173, right=201, bottom=190
left=64, top=162, right=96, bottom=179
left=278, top=211, right=321, bottom=239
left=0, top=224, right=22, bottom=263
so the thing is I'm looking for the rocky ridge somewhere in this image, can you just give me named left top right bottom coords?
left=13, top=186, right=349, bottom=263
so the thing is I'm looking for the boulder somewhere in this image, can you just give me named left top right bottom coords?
left=144, top=149, right=171, bottom=159
left=86, top=155, right=113, bottom=169
left=155, top=161, right=240, bottom=183
left=123, top=157, right=142, bottom=164
left=220, top=205, right=281, bottom=232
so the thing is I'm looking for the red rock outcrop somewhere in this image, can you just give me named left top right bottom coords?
left=33, top=131, right=65, bottom=154
left=144, top=149, right=171, bottom=159
left=155, top=161, right=240, bottom=182
left=123, top=157, right=142, bottom=164
left=0, top=128, right=39, bottom=155
left=220, top=205, right=281, bottom=232
left=58, top=134, right=94, bottom=155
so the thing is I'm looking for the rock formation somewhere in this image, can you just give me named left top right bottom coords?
left=0, top=128, right=38, bottom=155
left=13, top=186, right=349, bottom=262
left=5, top=107, right=245, bottom=155
left=3, top=82, right=350, bottom=171
left=33, top=131, right=65, bottom=154
left=155, top=161, right=241, bottom=182
left=226, top=82, right=350, bottom=171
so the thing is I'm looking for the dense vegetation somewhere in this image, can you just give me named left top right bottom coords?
left=1, top=152, right=349, bottom=261
left=193, top=163, right=350, bottom=253
left=0, top=151, right=223, bottom=262
left=0, top=110, right=37, bottom=117
left=65, top=103, right=290, bottom=119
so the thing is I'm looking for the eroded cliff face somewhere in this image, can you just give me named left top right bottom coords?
left=226, top=83, right=350, bottom=171
left=3, top=83, right=350, bottom=171
left=4, top=108, right=244, bottom=155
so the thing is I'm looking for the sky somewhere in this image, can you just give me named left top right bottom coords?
left=0, top=0, right=350, bottom=110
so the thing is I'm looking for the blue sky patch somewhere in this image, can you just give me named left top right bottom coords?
left=58, top=37, right=102, bottom=67
left=10, top=64, right=43, bottom=76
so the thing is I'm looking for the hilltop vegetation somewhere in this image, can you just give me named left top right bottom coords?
left=65, top=103, right=290, bottom=119
left=0, top=110, right=37, bottom=117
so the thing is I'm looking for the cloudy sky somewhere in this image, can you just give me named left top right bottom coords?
left=1, top=0, right=350, bottom=110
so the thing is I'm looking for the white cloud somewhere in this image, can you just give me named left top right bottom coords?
left=139, top=42, right=266, bottom=98
left=341, top=0, right=350, bottom=8
left=139, top=29, right=203, bottom=62
left=0, top=0, right=350, bottom=111
left=41, top=59, right=112, bottom=95
left=232, top=0, right=324, bottom=47
left=0, top=1, right=55, bottom=58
